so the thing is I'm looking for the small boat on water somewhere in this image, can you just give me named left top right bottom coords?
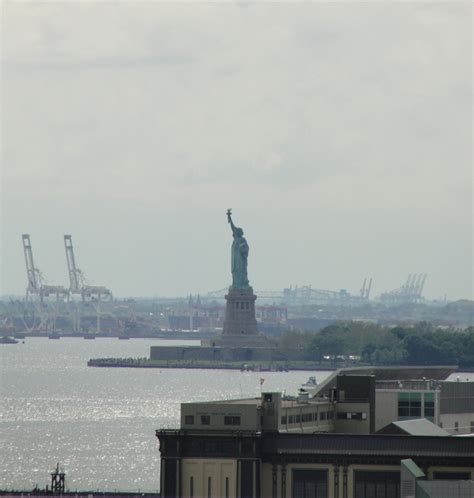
left=84, top=335, right=96, bottom=340
left=48, top=333, right=60, bottom=339
left=0, top=336, right=19, bottom=344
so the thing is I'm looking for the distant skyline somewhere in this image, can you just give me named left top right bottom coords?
left=2, top=2, right=472, bottom=301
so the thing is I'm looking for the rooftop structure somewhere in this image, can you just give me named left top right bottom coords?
left=177, top=366, right=473, bottom=436
left=401, top=458, right=474, bottom=498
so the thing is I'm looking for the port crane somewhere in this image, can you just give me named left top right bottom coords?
left=22, top=234, right=69, bottom=331
left=64, top=235, right=112, bottom=301
left=64, top=235, right=112, bottom=334
left=360, top=277, right=373, bottom=300
left=380, top=273, right=427, bottom=304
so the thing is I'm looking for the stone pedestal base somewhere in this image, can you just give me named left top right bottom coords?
left=222, top=287, right=258, bottom=337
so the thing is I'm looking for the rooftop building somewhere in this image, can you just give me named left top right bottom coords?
left=157, top=366, right=474, bottom=498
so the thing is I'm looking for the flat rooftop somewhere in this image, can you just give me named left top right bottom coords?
left=184, top=398, right=260, bottom=406
left=183, top=396, right=332, bottom=409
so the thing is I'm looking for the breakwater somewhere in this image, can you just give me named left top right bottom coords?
left=0, top=492, right=160, bottom=497
left=87, top=357, right=335, bottom=371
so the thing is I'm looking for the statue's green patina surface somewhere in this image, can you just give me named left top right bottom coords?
left=226, top=209, right=250, bottom=289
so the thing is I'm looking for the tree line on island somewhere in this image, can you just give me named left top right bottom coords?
left=279, top=321, right=474, bottom=368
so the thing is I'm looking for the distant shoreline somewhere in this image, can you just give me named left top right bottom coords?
left=7, top=331, right=215, bottom=340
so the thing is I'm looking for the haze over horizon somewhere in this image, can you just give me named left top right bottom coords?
left=2, top=2, right=472, bottom=301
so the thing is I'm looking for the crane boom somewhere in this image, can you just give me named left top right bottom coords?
left=64, top=235, right=82, bottom=293
left=22, top=234, right=41, bottom=297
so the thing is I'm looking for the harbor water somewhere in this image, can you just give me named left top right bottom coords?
left=0, top=338, right=332, bottom=492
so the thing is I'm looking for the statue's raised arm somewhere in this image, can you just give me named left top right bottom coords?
left=226, top=208, right=238, bottom=236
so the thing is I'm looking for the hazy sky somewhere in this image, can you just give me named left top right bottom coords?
left=1, top=1, right=472, bottom=300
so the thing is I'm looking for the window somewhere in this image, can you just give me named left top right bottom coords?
left=314, top=412, right=319, bottom=421
left=354, top=471, right=400, bottom=498
left=433, top=471, right=471, bottom=480
left=455, top=421, right=459, bottom=432
left=328, top=410, right=334, bottom=420
left=185, top=415, right=195, bottom=425
left=295, top=414, right=301, bottom=423
left=398, top=392, right=421, bottom=418
left=302, top=413, right=312, bottom=423
left=224, top=415, right=241, bottom=426
left=201, top=415, right=210, bottom=425
left=293, top=470, right=328, bottom=498
left=225, top=477, right=229, bottom=498
left=424, top=392, right=435, bottom=419
left=281, top=416, right=287, bottom=425
left=190, top=477, right=194, bottom=498
left=320, top=411, right=327, bottom=421
left=207, top=477, right=212, bottom=498
left=336, top=412, right=364, bottom=421
left=289, top=415, right=295, bottom=424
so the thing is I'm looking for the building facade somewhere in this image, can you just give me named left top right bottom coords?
left=157, top=367, right=474, bottom=498
left=157, top=431, right=474, bottom=498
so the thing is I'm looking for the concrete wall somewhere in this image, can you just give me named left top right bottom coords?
left=181, top=458, right=237, bottom=498
left=374, top=390, right=398, bottom=431
left=440, top=381, right=474, bottom=414
left=439, top=413, right=474, bottom=434
left=334, top=402, right=371, bottom=434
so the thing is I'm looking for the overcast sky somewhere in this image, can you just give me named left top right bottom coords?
left=1, top=1, right=472, bottom=300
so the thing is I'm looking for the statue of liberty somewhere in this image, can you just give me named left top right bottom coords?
left=226, top=209, right=250, bottom=289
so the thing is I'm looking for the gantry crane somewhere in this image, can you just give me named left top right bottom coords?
left=22, top=234, right=69, bottom=303
left=360, top=277, right=373, bottom=300
left=64, top=235, right=112, bottom=334
left=22, top=234, right=69, bottom=332
left=64, top=235, right=112, bottom=301
left=380, top=273, right=428, bottom=304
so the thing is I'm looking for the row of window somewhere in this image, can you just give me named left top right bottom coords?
left=293, top=470, right=400, bottom=498
left=442, top=421, right=474, bottom=433
left=190, top=469, right=470, bottom=498
left=398, top=392, right=435, bottom=419
left=337, top=411, right=367, bottom=420
left=281, top=410, right=334, bottom=425
left=184, top=414, right=241, bottom=426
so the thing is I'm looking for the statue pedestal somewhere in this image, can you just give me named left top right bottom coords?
left=202, top=287, right=276, bottom=348
left=222, top=287, right=258, bottom=337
